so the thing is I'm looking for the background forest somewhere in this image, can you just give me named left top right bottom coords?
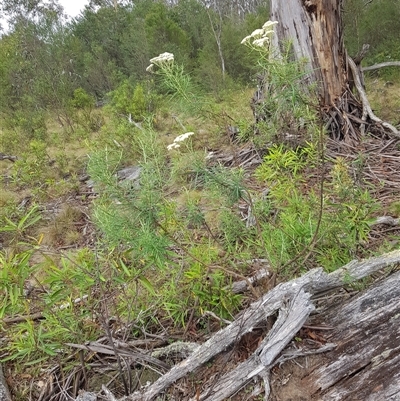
left=1, top=0, right=400, bottom=400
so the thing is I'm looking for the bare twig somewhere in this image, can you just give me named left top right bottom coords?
left=362, top=61, right=400, bottom=72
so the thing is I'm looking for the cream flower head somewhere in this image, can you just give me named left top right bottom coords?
left=174, top=132, right=195, bottom=142
left=262, top=21, right=279, bottom=30
left=167, top=132, right=195, bottom=151
left=240, top=20, right=278, bottom=48
left=167, top=143, right=181, bottom=151
left=253, top=37, right=270, bottom=47
left=250, top=28, right=264, bottom=38
left=150, top=52, right=174, bottom=65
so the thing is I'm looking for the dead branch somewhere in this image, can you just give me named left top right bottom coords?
left=3, top=295, right=89, bottom=324
left=347, top=56, right=400, bottom=138
left=352, top=44, right=370, bottom=65
left=230, top=267, right=271, bottom=294
left=65, top=342, right=170, bottom=372
left=370, top=216, right=400, bottom=227
left=362, top=61, right=400, bottom=72
left=2, top=312, right=44, bottom=324
left=121, top=250, right=400, bottom=401
left=0, top=153, right=18, bottom=162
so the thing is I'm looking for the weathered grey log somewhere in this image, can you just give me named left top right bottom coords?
left=192, top=289, right=315, bottom=401
left=0, top=365, right=11, bottom=401
left=121, top=250, right=400, bottom=401
left=302, top=269, right=400, bottom=400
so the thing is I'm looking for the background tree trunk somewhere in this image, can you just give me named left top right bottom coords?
left=270, top=0, right=346, bottom=108
left=268, top=0, right=399, bottom=140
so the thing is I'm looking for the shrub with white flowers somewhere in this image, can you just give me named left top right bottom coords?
left=167, top=132, right=195, bottom=151
left=146, top=52, right=175, bottom=72
left=146, top=52, right=193, bottom=104
left=241, top=20, right=278, bottom=53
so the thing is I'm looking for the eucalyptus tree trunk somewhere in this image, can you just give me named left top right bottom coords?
left=271, top=0, right=346, bottom=106
left=269, top=0, right=399, bottom=140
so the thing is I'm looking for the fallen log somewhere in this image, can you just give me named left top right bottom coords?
left=191, top=288, right=315, bottom=401
left=0, top=364, right=12, bottom=401
left=119, top=250, right=400, bottom=401
left=298, top=268, right=400, bottom=400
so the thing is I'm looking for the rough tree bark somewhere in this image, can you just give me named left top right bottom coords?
left=271, top=0, right=345, bottom=107
left=269, top=0, right=399, bottom=140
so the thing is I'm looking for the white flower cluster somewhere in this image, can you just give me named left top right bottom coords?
left=174, top=132, right=195, bottom=142
left=167, top=132, right=195, bottom=151
left=167, top=143, right=180, bottom=151
left=241, top=20, right=278, bottom=47
left=146, top=52, right=174, bottom=72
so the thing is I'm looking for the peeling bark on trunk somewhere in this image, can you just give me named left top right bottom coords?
left=271, top=0, right=346, bottom=107
left=267, top=0, right=399, bottom=140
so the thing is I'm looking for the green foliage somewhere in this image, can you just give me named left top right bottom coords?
left=70, top=87, right=95, bottom=110
left=148, top=54, right=204, bottom=115
left=69, top=87, right=103, bottom=131
left=184, top=248, right=242, bottom=319
left=389, top=201, right=400, bottom=217
left=88, top=129, right=170, bottom=269
left=219, top=209, right=252, bottom=252
left=255, top=51, right=318, bottom=145
left=255, top=143, right=317, bottom=182
left=204, top=166, right=246, bottom=206
left=0, top=250, right=33, bottom=320
left=344, top=0, right=400, bottom=80
left=144, top=2, right=191, bottom=63
left=87, top=117, right=248, bottom=328
left=0, top=204, right=42, bottom=246
left=161, top=244, right=241, bottom=325
left=0, top=249, right=101, bottom=364
left=11, top=140, right=50, bottom=192
left=4, top=104, right=48, bottom=143
left=254, top=147, right=379, bottom=274
left=110, top=80, right=152, bottom=121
